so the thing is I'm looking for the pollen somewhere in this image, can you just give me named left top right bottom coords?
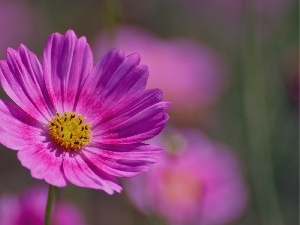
left=48, top=112, right=91, bottom=151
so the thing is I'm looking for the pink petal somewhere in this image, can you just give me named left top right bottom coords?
left=76, top=49, right=148, bottom=115
left=0, top=45, right=54, bottom=123
left=0, top=99, right=43, bottom=150
left=98, top=101, right=170, bottom=144
left=17, top=141, right=121, bottom=193
left=17, top=142, right=67, bottom=187
left=42, top=30, right=93, bottom=113
left=62, top=151, right=122, bottom=194
left=84, top=143, right=163, bottom=177
left=90, top=89, right=163, bottom=130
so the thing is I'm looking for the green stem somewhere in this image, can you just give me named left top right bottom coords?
left=150, top=215, right=166, bottom=225
left=241, top=1, right=284, bottom=225
left=44, top=184, right=56, bottom=225
left=102, top=0, right=119, bottom=33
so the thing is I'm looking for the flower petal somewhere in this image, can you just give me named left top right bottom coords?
left=62, top=152, right=121, bottom=194
left=17, top=143, right=67, bottom=187
left=0, top=99, right=44, bottom=150
left=108, top=102, right=170, bottom=143
left=89, top=88, right=162, bottom=129
left=76, top=49, right=148, bottom=115
left=0, top=45, right=53, bottom=122
left=83, top=143, right=163, bottom=178
left=17, top=140, right=121, bottom=194
left=42, top=30, right=93, bottom=112
left=95, top=100, right=170, bottom=144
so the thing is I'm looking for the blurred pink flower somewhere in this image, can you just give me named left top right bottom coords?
left=126, top=129, right=248, bottom=225
left=94, top=26, right=227, bottom=112
left=0, top=0, right=36, bottom=58
left=0, top=186, right=86, bottom=225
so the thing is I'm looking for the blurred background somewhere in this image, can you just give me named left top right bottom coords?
left=0, top=0, right=298, bottom=224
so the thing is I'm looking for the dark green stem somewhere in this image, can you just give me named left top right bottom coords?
left=150, top=215, right=166, bottom=225
left=241, top=1, right=284, bottom=224
left=102, top=0, right=119, bottom=34
left=44, top=184, right=56, bottom=225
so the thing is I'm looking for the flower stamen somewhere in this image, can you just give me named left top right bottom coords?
left=48, top=112, right=91, bottom=151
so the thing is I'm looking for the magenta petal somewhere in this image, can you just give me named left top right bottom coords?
left=99, top=101, right=170, bottom=144
left=17, top=143, right=67, bottom=187
left=77, top=49, right=148, bottom=114
left=0, top=45, right=53, bottom=122
left=43, top=30, right=93, bottom=112
left=90, top=89, right=163, bottom=130
left=84, top=143, right=163, bottom=177
left=89, top=50, right=141, bottom=97
left=0, top=99, right=43, bottom=150
left=81, top=49, right=127, bottom=97
left=104, top=63, right=148, bottom=100
left=62, top=152, right=122, bottom=194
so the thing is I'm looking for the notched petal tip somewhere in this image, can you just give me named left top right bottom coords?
left=17, top=44, right=28, bottom=51
left=107, top=186, right=122, bottom=195
left=46, top=29, right=81, bottom=49
left=65, top=29, right=77, bottom=36
left=140, top=88, right=163, bottom=102
left=95, top=48, right=126, bottom=67
left=5, top=47, right=17, bottom=58
left=164, top=101, right=172, bottom=110
left=48, top=29, right=78, bottom=44
left=126, top=53, right=141, bottom=65
left=4, top=44, right=27, bottom=57
left=145, top=90, right=172, bottom=109
left=65, top=29, right=88, bottom=44
left=137, top=64, right=149, bottom=76
left=107, top=48, right=125, bottom=59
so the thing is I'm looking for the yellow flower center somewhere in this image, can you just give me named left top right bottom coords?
left=48, top=112, right=91, bottom=151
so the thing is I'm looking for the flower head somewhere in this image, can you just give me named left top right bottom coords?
left=0, top=30, right=170, bottom=194
left=126, top=129, right=248, bottom=224
left=0, top=186, right=86, bottom=225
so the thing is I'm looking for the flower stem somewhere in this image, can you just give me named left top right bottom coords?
left=241, top=1, right=284, bottom=224
left=102, top=0, right=119, bottom=34
left=150, top=215, right=166, bottom=225
left=44, top=184, right=56, bottom=225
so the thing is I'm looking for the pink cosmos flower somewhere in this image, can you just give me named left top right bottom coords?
left=126, top=129, right=248, bottom=225
left=0, top=30, right=170, bottom=194
left=94, top=26, right=227, bottom=112
left=0, top=186, right=86, bottom=225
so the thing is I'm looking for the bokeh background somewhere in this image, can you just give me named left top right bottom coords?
left=0, top=0, right=298, bottom=224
